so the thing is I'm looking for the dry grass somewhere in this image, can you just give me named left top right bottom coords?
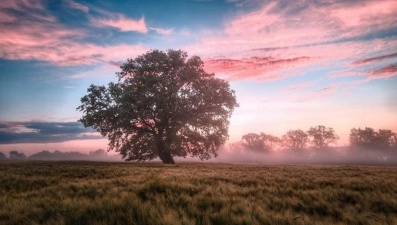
left=0, top=161, right=396, bottom=225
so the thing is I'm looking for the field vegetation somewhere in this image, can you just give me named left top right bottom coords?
left=1, top=161, right=397, bottom=225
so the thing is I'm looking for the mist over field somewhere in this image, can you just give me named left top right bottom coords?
left=2, top=146, right=396, bottom=167
left=208, top=148, right=397, bottom=166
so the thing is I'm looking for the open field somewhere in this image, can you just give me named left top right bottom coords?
left=1, top=161, right=397, bottom=225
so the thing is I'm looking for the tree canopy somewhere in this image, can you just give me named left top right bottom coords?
left=89, top=149, right=107, bottom=156
left=350, top=127, right=397, bottom=151
left=9, top=151, right=26, bottom=160
left=77, top=49, right=238, bottom=164
left=241, top=132, right=280, bottom=153
left=282, top=129, right=308, bottom=153
left=307, top=125, right=339, bottom=149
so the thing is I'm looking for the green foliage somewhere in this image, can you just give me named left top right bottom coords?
left=77, top=49, right=238, bottom=164
left=1, top=161, right=397, bottom=225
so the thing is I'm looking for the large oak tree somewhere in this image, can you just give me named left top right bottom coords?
left=77, top=50, right=238, bottom=164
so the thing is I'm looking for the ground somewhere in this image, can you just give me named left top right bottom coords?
left=0, top=161, right=396, bottom=225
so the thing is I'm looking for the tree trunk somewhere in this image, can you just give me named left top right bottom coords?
left=156, top=139, right=175, bottom=164
left=158, top=150, right=175, bottom=164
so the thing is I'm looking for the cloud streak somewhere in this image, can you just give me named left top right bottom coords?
left=292, top=83, right=341, bottom=102
left=204, top=56, right=315, bottom=81
left=149, top=27, right=174, bottom=35
left=67, top=0, right=89, bottom=13
left=369, top=63, right=397, bottom=77
left=93, top=15, right=148, bottom=33
left=352, top=52, right=397, bottom=65
left=0, top=122, right=103, bottom=144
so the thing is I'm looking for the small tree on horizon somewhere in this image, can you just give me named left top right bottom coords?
left=307, top=125, right=339, bottom=149
left=282, top=129, right=309, bottom=154
left=89, top=149, right=107, bottom=156
left=241, top=132, right=280, bottom=153
left=241, top=133, right=266, bottom=152
left=9, top=151, right=26, bottom=160
left=77, top=49, right=238, bottom=164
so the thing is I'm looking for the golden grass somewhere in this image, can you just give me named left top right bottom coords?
left=0, top=161, right=396, bottom=225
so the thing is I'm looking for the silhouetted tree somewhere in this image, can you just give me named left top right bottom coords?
left=282, top=129, right=308, bottom=153
left=261, top=133, right=281, bottom=151
left=89, top=149, right=107, bottom=156
left=307, top=125, right=339, bottom=149
left=77, top=50, right=238, bottom=164
left=350, top=127, right=397, bottom=151
left=9, top=151, right=26, bottom=160
left=241, top=133, right=281, bottom=153
left=0, top=152, right=7, bottom=160
left=241, top=133, right=265, bottom=152
left=377, top=129, right=397, bottom=150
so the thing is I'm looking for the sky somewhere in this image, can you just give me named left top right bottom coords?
left=0, top=0, right=396, bottom=156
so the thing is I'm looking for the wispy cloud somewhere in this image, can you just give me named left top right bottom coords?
left=93, top=15, right=148, bottom=33
left=292, top=83, right=341, bottom=102
left=149, top=27, right=174, bottom=35
left=369, top=63, right=397, bottom=77
left=204, top=56, right=317, bottom=81
left=0, top=122, right=103, bottom=144
left=352, top=52, right=397, bottom=65
left=66, top=0, right=89, bottom=13
left=180, top=29, right=190, bottom=36
left=283, top=81, right=316, bottom=92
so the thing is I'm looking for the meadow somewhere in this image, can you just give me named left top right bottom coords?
left=0, top=161, right=396, bottom=225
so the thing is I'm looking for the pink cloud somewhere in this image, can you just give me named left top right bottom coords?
left=186, top=0, right=397, bottom=82
left=352, top=52, right=397, bottom=65
left=93, top=15, right=148, bottom=33
left=0, top=2, right=149, bottom=67
left=331, top=0, right=397, bottom=29
left=204, top=56, right=318, bottom=81
left=67, top=0, right=89, bottom=13
left=0, top=0, right=56, bottom=23
left=369, top=63, right=397, bottom=77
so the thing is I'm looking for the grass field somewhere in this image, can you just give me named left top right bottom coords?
left=1, top=161, right=396, bottom=225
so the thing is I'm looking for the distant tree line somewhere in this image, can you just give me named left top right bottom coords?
left=1, top=126, right=396, bottom=163
left=0, top=149, right=121, bottom=161
left=239, top=125, right=397, bottom=155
